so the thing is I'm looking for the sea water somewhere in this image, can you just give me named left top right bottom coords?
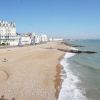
left=58, top=39, right=100, bottom=100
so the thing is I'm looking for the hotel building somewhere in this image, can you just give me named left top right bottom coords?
left=0, top=20, right=16, bottom=44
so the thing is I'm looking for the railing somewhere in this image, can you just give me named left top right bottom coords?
left=0, top=36, right=16, bottom=40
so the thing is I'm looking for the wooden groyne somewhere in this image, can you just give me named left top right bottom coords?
left=57, top=49, right=97, bottom=54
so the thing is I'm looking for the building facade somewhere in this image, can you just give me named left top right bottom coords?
left=19, top=36, right=31, bottom=45
left=0, top=20, right=16, bottom=44
left=41, top=34, right=48, bottom=43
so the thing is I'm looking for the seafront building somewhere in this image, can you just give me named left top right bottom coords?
left=49, top=37, right=63, bottom=42
left=17, top=33, right=48, bottom=45
left=41, top=34, right=48, bottom=43
left=19, top=36, right=31, bottom=45
left=0, top=20, right=55, bottom=46
left=25, top=33, right=48, bottom=44
left=0, top=20, right=16, bottom=45
left=53, top=38, right=63, bottom=41
left=35, top=34, right=41, bottom=44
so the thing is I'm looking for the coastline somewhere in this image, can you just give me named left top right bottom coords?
left=0, top=41, right=70, bottom=100
left=54, top=53, right=66, bottom=99
left=54, top=63, right=63, bottom=99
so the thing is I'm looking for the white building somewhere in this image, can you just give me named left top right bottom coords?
left=18, top=32, right=48, bottom=45
left=35, top=35, right=41, bottom=44
left=0, top=20, right=16, bottom=44
left=19, top=36, right=31, bottom=45
left=49, top=37, right=53, bottom=41
left=30, top=33, right=41, bottom=44
left=41, top=34, right=48, bottom=43
left=28, top=32, right=36, bottom=45
left=9, top=35, right=20, bottom=46
left=53, top=38, right=63, bottom=41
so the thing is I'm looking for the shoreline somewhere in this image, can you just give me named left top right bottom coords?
left=0, top=41, right=71, bottom=100
left=54, top=63, right=63, bottom=99
left=55, top=46, right=78, bottom=99
left=54, top=53, right=66, bottom=99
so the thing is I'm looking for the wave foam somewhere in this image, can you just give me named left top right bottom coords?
left=58, top=53, right=88, bottom=100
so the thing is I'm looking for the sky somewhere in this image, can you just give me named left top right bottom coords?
left=0, top=0, right=100, bottom=39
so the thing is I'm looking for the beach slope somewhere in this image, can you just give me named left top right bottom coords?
left=0, top=42, right=69, bottom=100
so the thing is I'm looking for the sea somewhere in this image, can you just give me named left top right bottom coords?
left=58, top=39, right=100, bottom=100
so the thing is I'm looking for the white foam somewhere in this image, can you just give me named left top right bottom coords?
left=70, top=47, right=79, bottom=51
left=58, top=53, right=88, bottom=100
